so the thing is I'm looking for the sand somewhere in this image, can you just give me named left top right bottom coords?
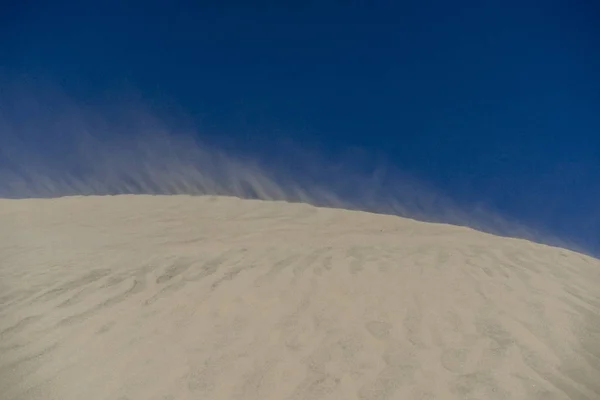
left=1, top=194, right=599, bottom=400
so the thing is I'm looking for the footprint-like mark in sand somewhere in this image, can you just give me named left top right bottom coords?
left=289, top=371, right=341, bottom=400
left=186, top=249, right=245, bottom=282
left=357, top=342, right=418, bottom=400
left=211, top=263, right=256, bottom=291
left=187, top=353, right=241, bottom=397
left=403, top=301, right=426, bottom=349
left=96, top=321, right=116, bottom=335
left=289, top=341, right=343, bottom=400
left=146, top=250, right=248, bottom=305
left=156, top=259, right=194, bottom=284
left=291, top=247, right=331, bottom=283
left=440, top=316, right=514, bottom=377
left=143, top=259, right=195, bottom=305
left=449, top=370, right=507, bottom=399
left=253, top=253, right=302, bottom=287
left=365, top=321, right=392, bottom=340
left=347, top=247, right=366, bottom=274
left=440, top=348, right=469, bottom=374
left=515, top=341, right=592, bottom=400
left=314, top=255, right=333, bottom=276
left=187, top=362, right=217, bottom=395
left=234, top=357, right=279, bottom=400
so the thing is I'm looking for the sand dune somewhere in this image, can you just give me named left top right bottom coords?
left=1, top=195, right=599, bottom=400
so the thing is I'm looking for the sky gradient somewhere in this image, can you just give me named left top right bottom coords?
left=1, top=1, right=599, bottom=255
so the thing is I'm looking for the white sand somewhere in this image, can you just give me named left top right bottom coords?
left=1, top=195, right=599, bottom=400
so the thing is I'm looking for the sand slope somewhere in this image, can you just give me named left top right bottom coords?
left=1, top=195, right=599, bottom=400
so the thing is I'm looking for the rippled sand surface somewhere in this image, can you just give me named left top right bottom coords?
left=1, top=195, right=599, bottom=400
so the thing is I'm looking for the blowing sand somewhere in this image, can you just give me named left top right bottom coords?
left=1, top=195, right=599, bottom=400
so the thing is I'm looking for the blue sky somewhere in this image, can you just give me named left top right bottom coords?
left=1, top=1, right=599, bottom=255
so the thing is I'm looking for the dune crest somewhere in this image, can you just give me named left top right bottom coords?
left=1, top=195, right=599, bottom=400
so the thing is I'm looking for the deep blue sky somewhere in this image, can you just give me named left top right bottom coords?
left=1, top=1, right=599, bottom=254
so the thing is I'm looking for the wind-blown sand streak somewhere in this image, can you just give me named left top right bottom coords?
left=1, top=195, right=599, bottom=399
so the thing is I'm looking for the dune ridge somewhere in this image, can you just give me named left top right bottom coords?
left=2, top=112, right=564, bottom=253
left=1, top=195, right=599, bottom=399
